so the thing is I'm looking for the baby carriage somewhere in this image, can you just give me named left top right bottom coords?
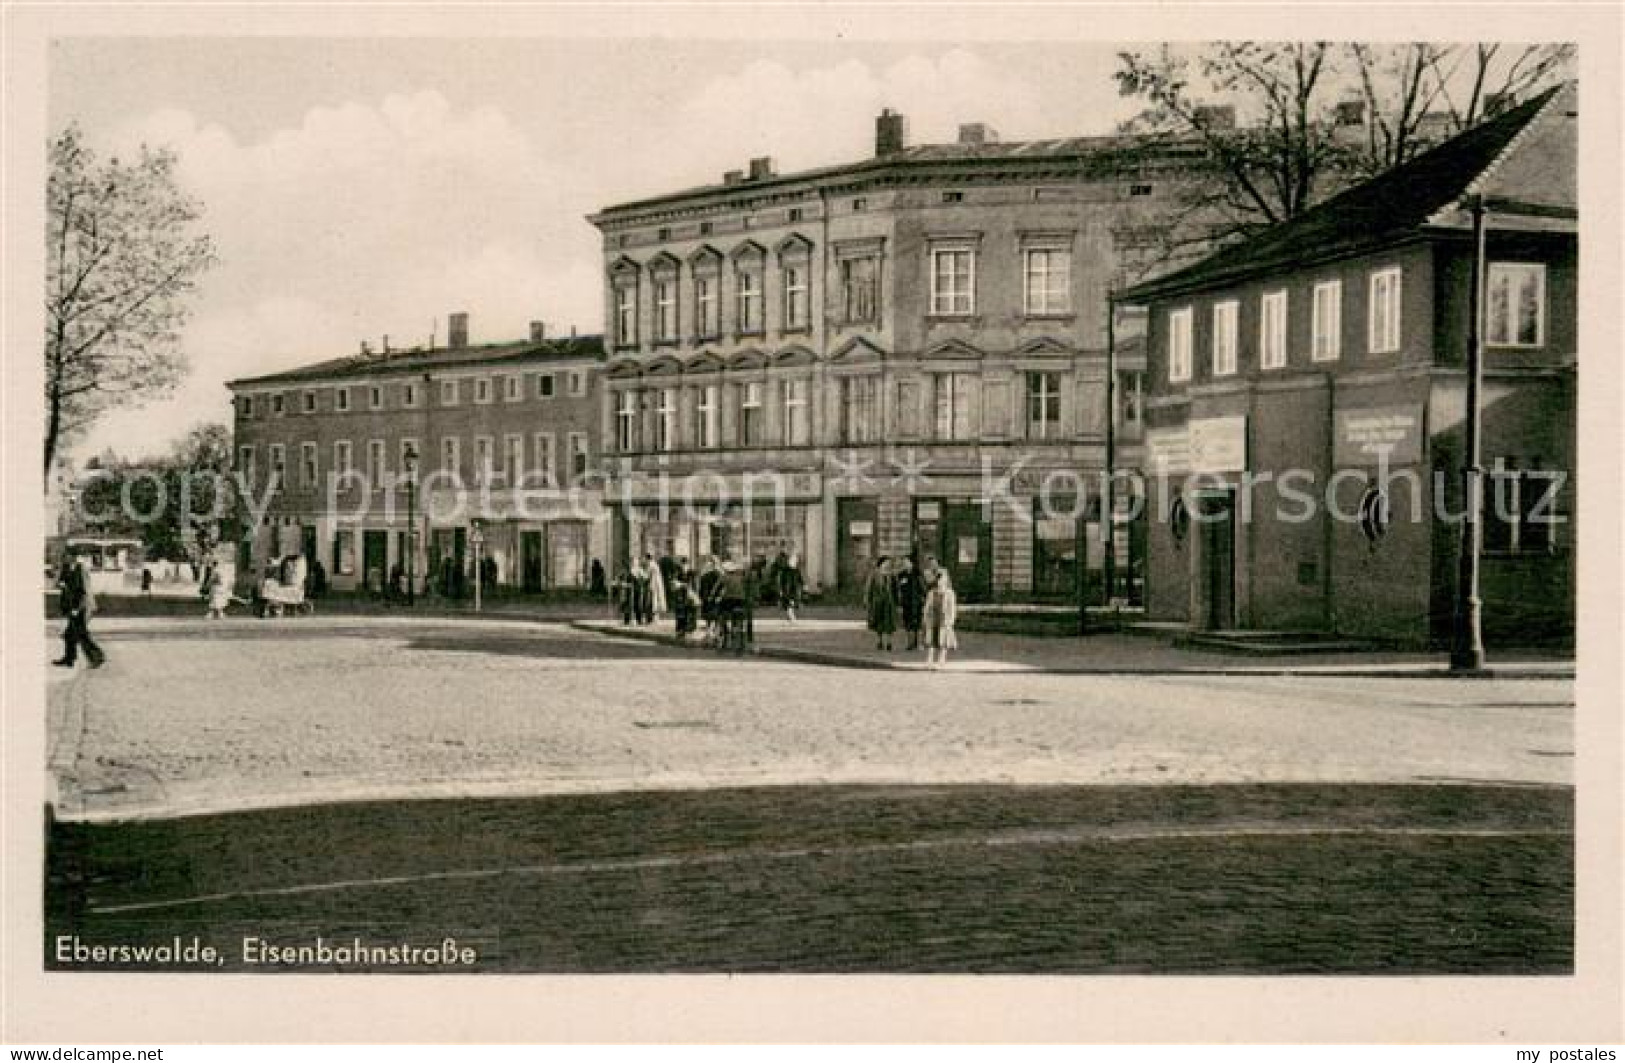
left=256, top=555, right=314, bottom=618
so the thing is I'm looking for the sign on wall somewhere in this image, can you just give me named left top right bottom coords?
left=1335, top=405, right=1424, bottom=467
left=1146, top=416, right=1248, bottom=475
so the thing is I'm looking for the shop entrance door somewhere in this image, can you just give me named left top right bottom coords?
left=837, top=498, right=878, bottom=597
left=1195, top=491, right=1236, bottom=630
left=939, top=501, right=992, bottom=603
left=520, top=530, right=545, bottom=592
left=362, top=530, right=388, bottom=594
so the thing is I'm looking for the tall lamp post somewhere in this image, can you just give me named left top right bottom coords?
left=1451, top=195, right=1489, bottom=672
left=403, top=444, right=418, bottom=606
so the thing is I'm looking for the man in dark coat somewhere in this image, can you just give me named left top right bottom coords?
left=54, top=559, right=105, bottom=669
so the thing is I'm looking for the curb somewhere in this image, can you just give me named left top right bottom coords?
left=568, top=622, right=1575, bottom=680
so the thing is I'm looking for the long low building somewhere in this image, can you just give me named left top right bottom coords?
left=227, top=316, right=610, bottom=597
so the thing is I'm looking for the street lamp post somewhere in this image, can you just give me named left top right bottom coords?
left=403, top=444, right=418, bottom=607
left=471, top=519, right=484, bottom=613
left=1451, top=195, right=1489, bottom=673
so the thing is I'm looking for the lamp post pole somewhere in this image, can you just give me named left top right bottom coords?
left=471, top=520, right=484, bottom=614
left=1451, top=195, right=1488, bottom=673
left=404, top=444, right=418, bottom=607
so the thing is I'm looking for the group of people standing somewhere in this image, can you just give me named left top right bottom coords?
left=615, top=549, right=805, bottom=649
left=865, top=555, right=959, bottom=667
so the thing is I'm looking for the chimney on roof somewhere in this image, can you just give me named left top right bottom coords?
left=1193, top=104, right=1236, bottom=131
left=1334, top=100, right=1366, bottom=127
left=723, top=169, right=745, bottom=186
left=359, top=339, right=372, bottom=356
left=529, top=320, right=547, bottom=343
left=958, top=122, right=998, bottom=146
left=876, top=108, right=907, bottom=157
left=382, top=334, right=391, bottom=354
left=748, top=156, right=776, bottom=181
left=447, top=311, right=469, bottom=349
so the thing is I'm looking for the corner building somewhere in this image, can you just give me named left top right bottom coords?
left=1119, top=85, right=1576, bottom=648
left=590, top=112, right=1200, bottom=601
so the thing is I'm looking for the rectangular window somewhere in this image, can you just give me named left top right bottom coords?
left=533, top=432, right=556, bottom=487
left=398, top=438, right=419, bottom=479
left=896, top=379, right=923, bottom=438
left=740, top=381, right=764, bottom=446
left=1212, top=300, right=1239, bottom=376
left=369, top=386, right=383, bottom=410
left=655, top=278, right=677, bottom=342
left=302, top=391, right=316, bottom=413
left=1368, top=266, right=1402, bottom=354
left=695, top=275, right=719, bottom=338
left=1023, top=248, right=1072, bottom=315
left=333, top=440, right=352, bottom=477
left=782, top=378, right=810, bottom=445
left=474, top=436, right=494, bottom=483
left=841, top=257, right=879, bottom=323
left=440, top=379, right=459, bottom=406
left=656, top=388, right=678, bottom=452
left=238, top=445, right=256, bottom=489
left=366, top=440, right=385, bottom=484
left=840, top=375, right=881, bottom=444
left=736, top=269, right=763, bottom=334
left=300, top=443, right=318, bottom=488
left=402, top=383, right=418, bottom=408
left=697, top=385, right=719, bottom=449
left=474, top=378, right=492, bottom=404
left=615, top=285, right=637, bottom=347
left=1168, top=307, right=1193, bottom=383
left=440, top=436, right=460, bottom=476
left=1118, top=371, right=1144, bottom=428
left=933, top=372, right=978, bottom=440
left=537, top=373, right=555, bottom=398
left=268, top=443, right=286, bottom=481
left=616, top=391, right=638, bottom=452
left=783, top=265, right=808, bottom=330
left=272, top=394, right=285, bottom=416
left=1260, top=290, right=1288, bottom=369
left=335, top=388, right=349, bottom=412
left=504, top=375, right=521, bottom=402
left=569, top=370, right=586, bottom=396
left=1487, top=263, right=1546, bottom=347
left=504, top=434, right=523, bottom=482
left=1026, top=372, right=1062, bottom=440
left=241, top=396, right=255, bottom=418
left=568, top=433, right=589, bottom=478
left=1312, top=280, right=1342, bottom=362
left=930, top=248, right=976, bottom=316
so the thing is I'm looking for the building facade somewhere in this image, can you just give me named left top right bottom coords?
left=1120, top=85, right=1576, bottom=648
left=228, top=317, right=609, bottom=596
left=588, top=112, right=1204, bottom=602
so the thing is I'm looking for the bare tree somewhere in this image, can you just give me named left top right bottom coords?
left=44, top=124, right=217, bottom=480
left=1114, top=42, right=1574, bottom=273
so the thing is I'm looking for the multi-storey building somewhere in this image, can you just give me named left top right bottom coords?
left=1118, top=84, right=1576, bottom=648
left=589, top=110, right=1202, bottom=601
left=228, top=315, right=608, bottom=595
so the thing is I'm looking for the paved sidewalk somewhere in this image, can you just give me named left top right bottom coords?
left=573, top=615, right=1576, bottom=679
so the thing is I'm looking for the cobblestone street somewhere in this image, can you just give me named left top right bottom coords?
left=47, top=616, right=1573, bottom=820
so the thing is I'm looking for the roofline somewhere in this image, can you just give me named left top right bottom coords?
left=227, top=340, right=607, bottom=390
left=588, top=134, right=1206, bottom=225
left=1111, top=232, right=1439, bottom=306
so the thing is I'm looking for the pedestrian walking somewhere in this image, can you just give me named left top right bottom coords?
left=140, top=567, right=153, bottom=596
left=590, top=558, right=607, bottom=598
left=647, top=553, right=669, bottom=621
left=922, top=569, right=958, bottom=668
left=204, top=563, right=233, bottom=619
left=54, top=558, right=105, bottom=669
left=778, top=550, right=804, bottom=622
left=893, top=555, right=925, bottom=651
left=865, top=556, right=898, bottom=651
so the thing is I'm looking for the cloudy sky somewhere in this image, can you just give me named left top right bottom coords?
left=49, top=36, right=1141, bottom=463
